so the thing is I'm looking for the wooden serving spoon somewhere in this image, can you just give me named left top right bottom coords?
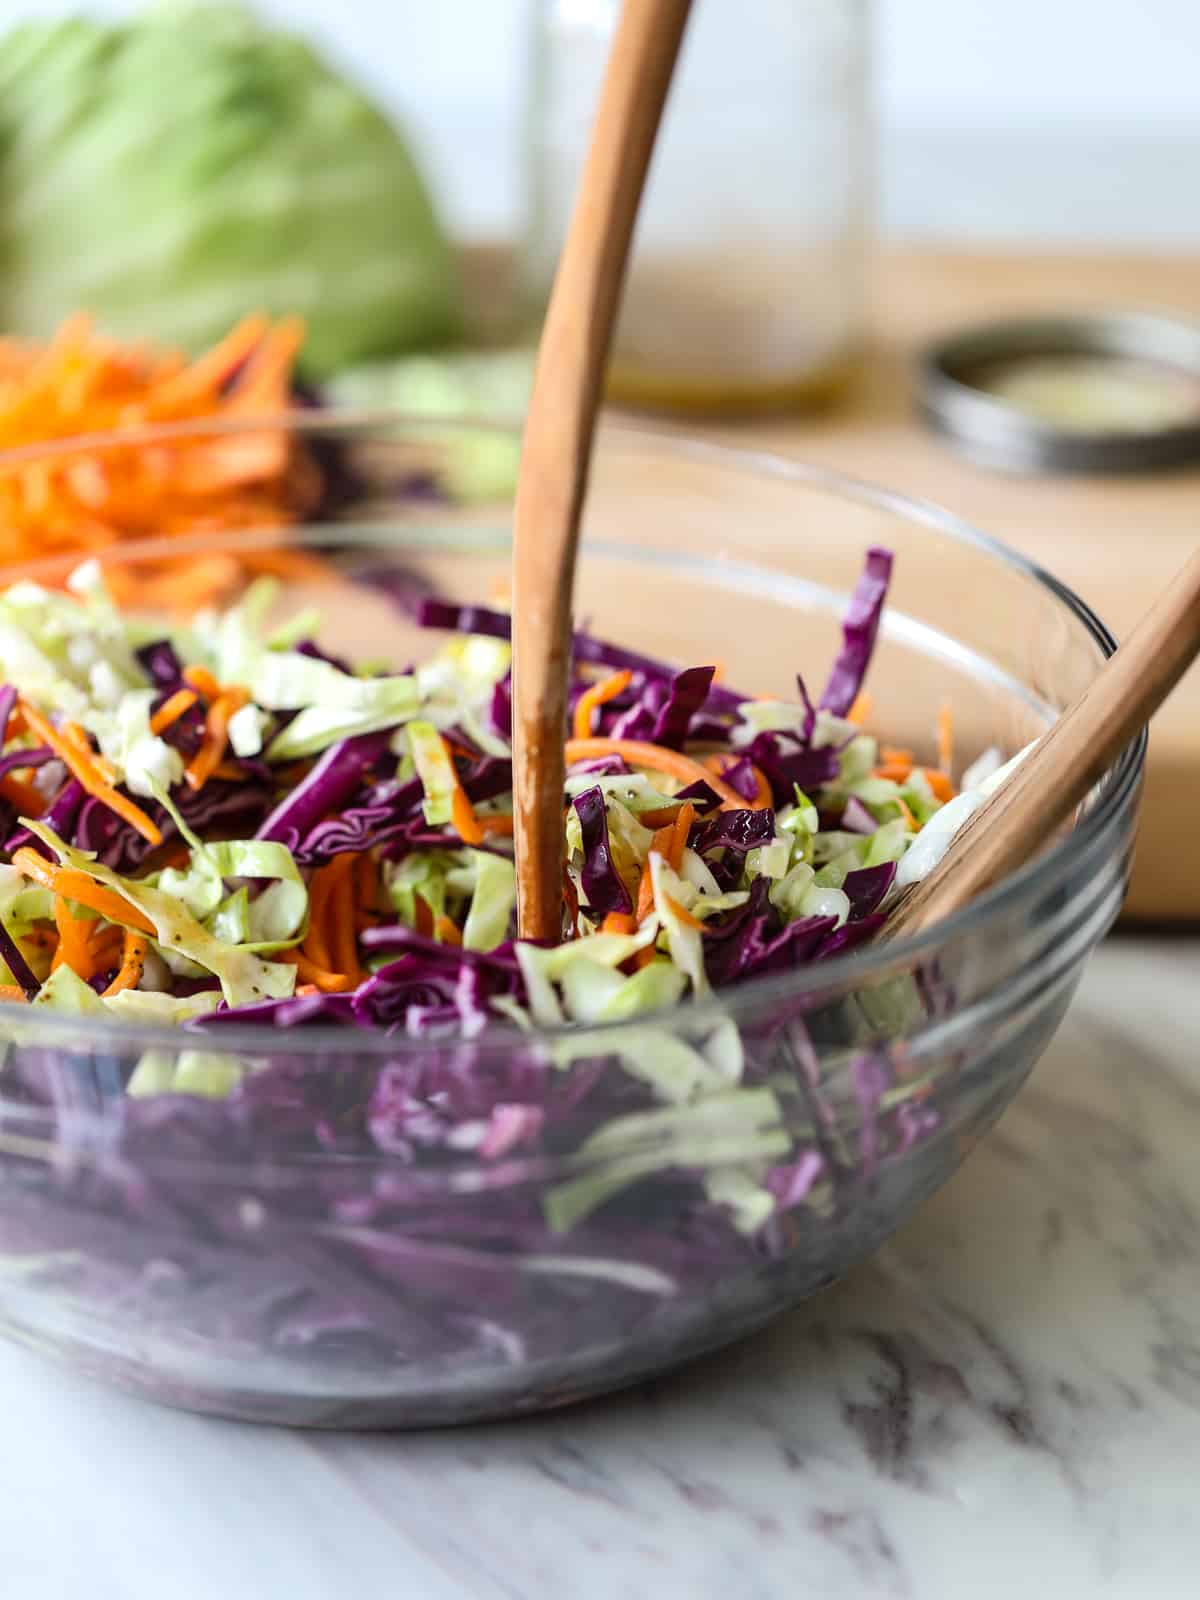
left=512, top=0, right=693, bottom=941
left=883, top=544, right=1200, bottom=941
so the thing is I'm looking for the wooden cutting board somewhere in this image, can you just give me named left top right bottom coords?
left=692, top=248, right=1200, bottom=923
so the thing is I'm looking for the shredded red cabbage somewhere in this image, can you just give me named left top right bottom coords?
left=572, top=786, right=633, bottom=918
left=842, top=861, right=897, bottom=920
left=819, top=547, right=893, bottom=716
left=258, top=729, right=396, bottom=853
left=743, top=732, right=840, bottom=803
left=840, top=795, right=880, bottom=835
left=0, top=915, right=38, bottom=999
left=694, top=807, right=777, bottom=858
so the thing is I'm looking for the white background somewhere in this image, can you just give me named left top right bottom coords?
left=14, top=0, right=1200, bottom=242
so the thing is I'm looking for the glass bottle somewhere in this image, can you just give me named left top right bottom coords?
left=521, top=0, right=872, bottom=416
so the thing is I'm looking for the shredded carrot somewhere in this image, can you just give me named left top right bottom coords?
left=355, top=852, right=378, bottom=913
left=226, top=317, right=305, bottom=416
left=149, top=688, right=198, bottom=735
left=873, top=760, right=955, bottom=804
left=52, top=896, right=95, bottom=978
left=59, top=871, right=155, bottom=936
left=413, top=894, right=435, bottom=938
left=328, top=854, right=364, bottom=987
left=301, top=861, right=337, bottom=972
left=88, top=923, right=124, bottom=968
left=563, top=738, right=747, bottom=811
left=937, top=703, right=954, bottom=776
left=638, top=804, right=684, bottom=829
left=101, top=931, right=148, bottom=997
left=136, top=315, right=271, bottom=420
left=572, top=669, right=633, bottom=741
left=12, top=849, right=157, bottom=937
left=880, top=746, right=915, bottom=768
left=19, top=701, right=161, bottom=845
left=437, top=733, right=484, bottom=846
left=649, top=821, right=677, bottom=861
left=924, top=767, right=956, bottom=803
left=0, top=772, right=47, bottom=815
left=441, top=734, right=479, bottom=762
left=92, top=748, right=120, bottom=787
left=601, top=912, right=638, bottom=936
left=631, top=947, right=657, bottom=971
left=668, top=802, right=696, bottom=870
left=279, top=949, right=352, bottom=993
left=67, top=734, right=117, bottom=786
left=474, top=813, right=515, bottom=838
left=664, top=894, right=708, bottom=933
left=0, top=985, right=27, bottom=1004
left=0, top=314, right=309, bottom=610
left=450, top=786, right=485, bottom=847
left=847, top=692, right=872, bottom=725
left=182, top=666, right=221, bottom=700
left=634, top=820, right=676, bottom=923
left=434, top=914, right=463, bottom=948
left=184, top=686, right=248, bottom=792
left=895, top=797, right=919, bottom=832
left=295, top=983, right=321, bottom=998
left=11, top=848, right=58, bottom=893
left=635, top=861, right=656, bottom=923
left=428, top=736, right=486, bottom=847
left=228, top=546, right=328, bottom=585
left=105, top=558, right=245, bottom=617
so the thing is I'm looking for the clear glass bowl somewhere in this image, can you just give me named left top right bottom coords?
left=0, top=416, right=1143, bottom=1427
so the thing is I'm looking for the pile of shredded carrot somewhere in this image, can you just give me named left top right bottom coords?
left=0, top=312, right=325, bottom=610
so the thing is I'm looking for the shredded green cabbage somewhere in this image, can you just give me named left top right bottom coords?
left=25, top=821, right=296, bottom=1008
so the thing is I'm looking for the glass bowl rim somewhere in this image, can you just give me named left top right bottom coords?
left=0, top=409, right=1145, bottom=1058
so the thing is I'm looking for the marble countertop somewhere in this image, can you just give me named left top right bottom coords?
left=2, top=934, right=1196, bottom=1599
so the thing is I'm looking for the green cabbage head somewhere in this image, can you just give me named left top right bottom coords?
left=0, top=4, right=461, bottom=377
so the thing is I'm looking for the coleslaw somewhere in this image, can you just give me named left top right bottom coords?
left=0, top=546, right=994, bottom=1245
left=0, top=547, right=962, bottom=1033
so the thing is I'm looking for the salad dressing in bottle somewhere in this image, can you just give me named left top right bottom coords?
left=521, top=0, right=871, bottom=417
